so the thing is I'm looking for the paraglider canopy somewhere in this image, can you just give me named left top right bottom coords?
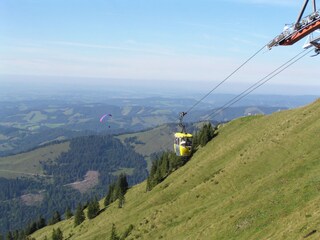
left=100, top=113, right=112, bottom=128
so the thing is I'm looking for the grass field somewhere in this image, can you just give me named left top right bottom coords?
left=0, top=142, right=70, bottom=178
left=31, top=99, right=320, bottom=239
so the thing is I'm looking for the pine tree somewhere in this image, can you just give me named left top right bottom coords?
left=193, top=122, right=216, bottom=147
left=105, top=174, right=129, bottom=208
left=92, top=197, right=100, bottom=216
left=13, top=231, right=18, bottom=240
left=118, top=173, right=128, bottom=194
left=87, top=197, right=100, bottom=219
left=36, top=215, right=46, bottom=229
left=65, top=207, right=73, bottom=219
left=52, top=228, right=63, bottom=240
left=117, top=174, right=128, bottom=208
left=5, top=231, right=12, bottom=240
left=146, top=160, right=158, bottom=191
left=18, top=230, right=26, bottom=240
left=52, top=228, right=56, bottom=238
left=121, top=224, right=134, bottom=239
left=26, top=221, right=37, bottom=235
left=110, top=224, right=119, bottom=240
left=146, top=176, right=151, bottom=191
left=118, top=191, right=125, bottom=208
left=49, top=211, right=61, bottom=225
left=74, top=203, right=85, bottom=226
left=105, top=182, right=116, bottom=207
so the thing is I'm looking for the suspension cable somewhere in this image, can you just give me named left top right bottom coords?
left=204, top=48, right=313, bottom=121
left=184, top=44, right=267, bottom=115
left=132, top=48, right=313, bottom=159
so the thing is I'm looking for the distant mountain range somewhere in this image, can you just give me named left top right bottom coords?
left=1, top=94, right=315, bottom=156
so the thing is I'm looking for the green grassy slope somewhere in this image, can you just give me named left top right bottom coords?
left=0, top=142, right=69, bottom=178
left=31, top=99, right=320, bottom=240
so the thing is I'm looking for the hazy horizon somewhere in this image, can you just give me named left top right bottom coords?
left=1, top=0, right=320, bottom=98
left=1, top=74, right=319, bottom=99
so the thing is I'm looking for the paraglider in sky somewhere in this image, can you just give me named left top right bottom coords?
left=99, top=113, right=112, bottom=128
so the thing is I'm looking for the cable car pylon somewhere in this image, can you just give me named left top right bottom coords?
left=267, top=0, right=320, bottom=54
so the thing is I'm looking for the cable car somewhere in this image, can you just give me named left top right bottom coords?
left=174, top=132, right=193, bottom=157
left=174, top=112, right=193, bottom=157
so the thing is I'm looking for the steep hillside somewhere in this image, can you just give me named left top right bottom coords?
left=31, top=99, right=320, bottom=240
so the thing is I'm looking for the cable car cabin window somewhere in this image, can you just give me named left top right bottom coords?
left=180, top=137, right=192, bottom=147
left=186, top=138, right=192, bottom=146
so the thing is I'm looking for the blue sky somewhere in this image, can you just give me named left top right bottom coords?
left=0, top=0, right=319, bottom=94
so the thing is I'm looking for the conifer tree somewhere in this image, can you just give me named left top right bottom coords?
left=52, top=228, right=63, bottom=240
left=118, top=173, right=128, bottom=194
left=74, top=203, right=85, bottom=226
left=51, top=229, right=56, bottom=240
left=193, top=122, right=216, bottom=148
left=87, top=197, right=100, bottom=219
left=19, top=230, right=27, bottom=240
left=118, top=191, right=125, bottom=208
left=110, top=224, right=119, bottom=240
left=26, top=221, right=37, bottom=235
left=49, top=211, right=61, bottom=225
left=105, top=182, right=116, bottom=207
left=121, top=224, right=134, bottom=239
left=117, top=174, right=128, bottom=208
left=105, top=174, right=129, bottom=208
left=6, top=231, right=12, bottom=240
left=65, top=207, right=73, bottom=219
left=12, top=231, right=18, bottom=240
left=92, top=197, right=100, bottom=216
left=146, top=151, right=189, bottom=191
left=160, top=155, right=170, bottom=177
left=36, top=215, right=46, bottom=229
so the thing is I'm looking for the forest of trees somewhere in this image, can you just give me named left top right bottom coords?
left=192, top=122, right=218, bottom=149
left=42, top=135, right=147, bottom=186
left=0, top=135, right=147, bottom=236
left=1, top=168, right=131, bottom=239
left=146, top=151, right=186, bottom=191
left=0, top=177, right=46, bottom=201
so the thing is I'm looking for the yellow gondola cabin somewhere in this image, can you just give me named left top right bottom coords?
left=174, top=132, right=193, bottom=157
